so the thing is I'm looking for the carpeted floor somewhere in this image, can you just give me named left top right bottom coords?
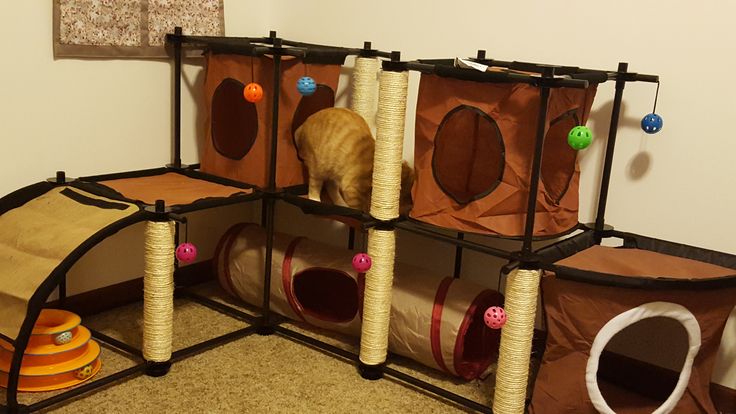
left=3, top=282, right=497, bottom=413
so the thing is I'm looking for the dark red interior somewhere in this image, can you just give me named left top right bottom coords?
left=292, top=267, right=359, bottom=323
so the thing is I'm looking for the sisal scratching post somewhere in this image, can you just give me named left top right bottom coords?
left=350, top=56, right=380, bottom=130
left=358, top=66, right=408, bottom=376
left=493, top=268, right=541, bottom=414
left=143, top=220, right=175, bottom=376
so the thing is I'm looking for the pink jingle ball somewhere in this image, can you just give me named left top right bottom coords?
left=484, top=306, right=507, bottom=330
left=176, top=242, right=198, bottom=263
left=352, top=253, right=372, bottom=273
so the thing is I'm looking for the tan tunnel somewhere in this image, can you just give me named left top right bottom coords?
left=214, top=223, right=503, bottom=379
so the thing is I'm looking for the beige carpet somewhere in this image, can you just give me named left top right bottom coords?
left=3, top=282, right=496, bottom=413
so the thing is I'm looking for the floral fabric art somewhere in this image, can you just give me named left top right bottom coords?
left=53, top=0, right=224, bottom=58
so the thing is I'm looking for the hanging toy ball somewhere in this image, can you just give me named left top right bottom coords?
left=243, top=82, right=263, bottom=103
left=352, top=253, right=372, bottom=273
left=641, top=113, right=663, bottom=134
left=484, top=306, right=507, bottom=330
left=297, top=76, right=317, bottom=96
left=54, top=331, right=73, bottom=346
left=176, top=242, right=198, bottom=263
left=567, top=125, right=593, bottom=150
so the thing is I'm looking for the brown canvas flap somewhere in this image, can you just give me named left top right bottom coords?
left=0, top=187, right=138, bottom=340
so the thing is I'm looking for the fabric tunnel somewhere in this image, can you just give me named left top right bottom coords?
left=410, top=71, right=598, bottom=237
left=201, top=50, right=345, bottom=189
left=214, top=224, right=503, bottom=380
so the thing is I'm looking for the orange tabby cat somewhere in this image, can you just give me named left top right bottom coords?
left=294, top=107, right=414, bottom=214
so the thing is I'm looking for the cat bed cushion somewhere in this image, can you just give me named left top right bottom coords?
left=94, top=171, right=252, bottom=206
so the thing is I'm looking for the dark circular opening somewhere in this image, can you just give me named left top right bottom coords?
left=292, top=267, right=359, bottom=323
left=432, top=105, right=504, bottom=205
left=291, top=85, right=336, bottom=160
left=211, top=78, right=258, bottom=160
left=454, top=290, right=504, bottom=380
left=541, top=109, right=579, bottom=204
left=597, top=316, right=689, bottom=410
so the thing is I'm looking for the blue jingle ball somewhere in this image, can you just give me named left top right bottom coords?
left=297, top=76, right=317, bottom=96
left=641, top=113, right=663, bottom=134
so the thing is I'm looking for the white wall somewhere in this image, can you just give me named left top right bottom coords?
left=1, top=1, right=733, bottom=388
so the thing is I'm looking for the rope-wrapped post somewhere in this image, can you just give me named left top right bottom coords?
left=493, top=268, right=541, bottom=414
left=358, top=53, right=408, bottom=379
left=143, top=200, right=175, bottom=377
left=350, top=53, right=380, bottom=130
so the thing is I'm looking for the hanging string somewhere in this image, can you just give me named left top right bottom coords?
left=250, top=55, right=255, bottom=83
left=652, top=81, right=660, bottom=113
left=580, top=84, right=592, bottom=125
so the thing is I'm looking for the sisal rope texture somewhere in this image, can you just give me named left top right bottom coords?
left=142, top=220, right=175, bottom=362
left=358, top=68, right=408, bottom=366
left=492, top=268, right=541, bottom=414
left=350, top=56, right=380, bottom=130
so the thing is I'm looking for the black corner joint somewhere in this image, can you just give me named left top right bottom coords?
left=145, top=360, right=172, bottom=377
left=48, top=170, right=72, bottom=184
left=144, top=199, right=173, bottom=221
left=512, top=251, right=542, bottom=270
left=382, top=51, right=407, bottom=72
left=358, top=362, right=384, bottom=380
left=359, top=41, right=377, bottom=58
left=476, top=49, right=486, bottom=61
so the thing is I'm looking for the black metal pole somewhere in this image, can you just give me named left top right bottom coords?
left=348, top=227, right=356, bottom=250
left=173, top=26, right=183, bottom=169
left=59, top=273, right=67, bottom=307
left=594, top=62, right=628, bottom=239
left=521, top=68, right=553, bottom=256
left=453, top=233, right=464, bottom=278
left=258, top=37, right=282, bottom=335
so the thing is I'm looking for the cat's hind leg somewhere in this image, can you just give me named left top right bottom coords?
left=339, top=184, right=368, bottom=212
left=308, top=176, right=324, bottom=202
left=325, top=180, right=349, bottom=207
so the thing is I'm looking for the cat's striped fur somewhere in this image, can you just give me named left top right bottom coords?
left=294, top=107, right=414, bottom=214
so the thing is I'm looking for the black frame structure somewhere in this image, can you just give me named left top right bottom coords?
left=0, top=27, right=662, bottom=413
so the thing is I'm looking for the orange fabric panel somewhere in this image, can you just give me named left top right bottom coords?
left=410, top=74, right=597, bottom=237
left=556, top=245, right=736, bottom=280
left=99, top=172, right=250, bottom=206
left=201, top=53, right=341, bottom=188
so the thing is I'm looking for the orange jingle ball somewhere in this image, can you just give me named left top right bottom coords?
left=243, top=82, right=263, bottom=103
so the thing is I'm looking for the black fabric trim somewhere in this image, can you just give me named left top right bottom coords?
left=79, top=167, right=170, bottom=182
left=302, top=49, right=349, bottom=65
left=70, top=181, right=138, bottom=205
left=547, top=264, right=736, bottom=290
left=611, top=230, right=736, bottom=270
left=0, top=181, right=56, bottom=215
left=536, top=230, right=736, bottom=290
left=279, top=193, right=371, bottom=222
left=60, top=188, right=130, bottom=210
left=541, top=109, right=579, bottom=205
left=536, top=230, right=597, bottom=264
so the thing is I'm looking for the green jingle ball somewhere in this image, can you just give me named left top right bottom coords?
left=567, top=125, right=593, bottom=150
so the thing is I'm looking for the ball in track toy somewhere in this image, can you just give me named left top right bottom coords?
left=54, top=330, right=73, bottom=345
